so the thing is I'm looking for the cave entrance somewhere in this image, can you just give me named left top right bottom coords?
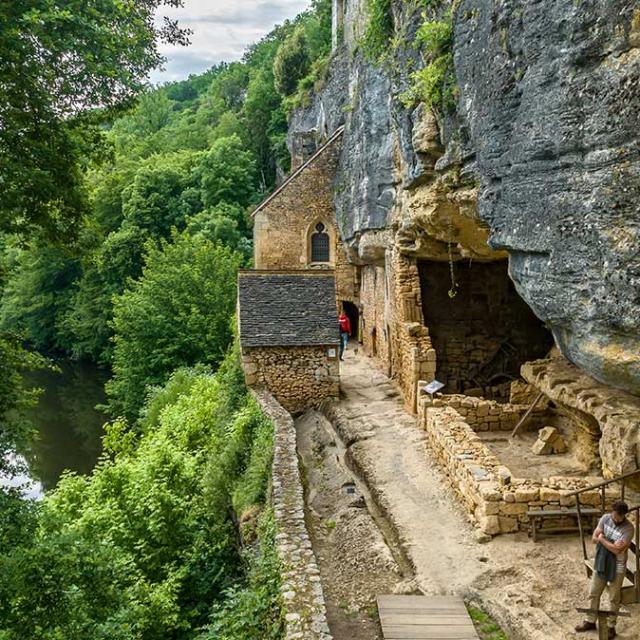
left=340, top=300, right=360, bottom=343
left=418, top=260, right=554, bottom=398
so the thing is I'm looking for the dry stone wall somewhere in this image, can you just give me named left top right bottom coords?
left=359, top=250, right=436, bottom=413
left=360, top=265, right=390, bottom=371
left=252, top=388, right=332, bottom=640
left=243, top=346, right=339, bottom=414
left=419, top=394, right=617, bottom=536
left=523, top=357, right=640, bottom=488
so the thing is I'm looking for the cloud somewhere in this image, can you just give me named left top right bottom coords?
left=151, top=0, right=311, bottom=84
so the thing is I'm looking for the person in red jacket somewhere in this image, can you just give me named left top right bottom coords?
left=338, top=311, right=351, bottom=361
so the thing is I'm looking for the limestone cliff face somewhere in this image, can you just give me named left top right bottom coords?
left=288, top=0, right=640, bottom=396
left=456, top=1, right=640, bottom=397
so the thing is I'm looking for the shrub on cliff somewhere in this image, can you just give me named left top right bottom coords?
left=273, top=26, right=311, bottom=97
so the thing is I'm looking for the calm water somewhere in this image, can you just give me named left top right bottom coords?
left=3, top=359, right=109, bottom=498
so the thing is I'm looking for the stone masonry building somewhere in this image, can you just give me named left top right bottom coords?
left=238, top=270, right=340, bottom=413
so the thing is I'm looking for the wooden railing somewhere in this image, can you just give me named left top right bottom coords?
left=567, top=469, right=640, bottom=603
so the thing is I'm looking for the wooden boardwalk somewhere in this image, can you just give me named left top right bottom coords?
left=377, top=595, right=480, bottom=640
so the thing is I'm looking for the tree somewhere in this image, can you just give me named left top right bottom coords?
left=106, top=233, right=242, bottom=421
left=0, top=243, right=80, bottom=352
left=122, top=152, right=201, bottom=236
left=0, top=1, right=190, bottom=240
left=273, top=27, right=311, bottom=96
left=195, top=136, right=258, bottom=210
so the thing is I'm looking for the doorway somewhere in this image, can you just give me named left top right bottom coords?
left=341, top=300, right=360, bottom=343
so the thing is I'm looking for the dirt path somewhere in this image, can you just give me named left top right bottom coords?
left=312, top=348, right=640, bottom=640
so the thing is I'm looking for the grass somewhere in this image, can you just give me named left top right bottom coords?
left=467, top=605, right=509, bottom=640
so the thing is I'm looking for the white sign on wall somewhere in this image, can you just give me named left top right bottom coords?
left=423, top=380, right=445, bottom=395
left=328, top=348, right=337, bottom=358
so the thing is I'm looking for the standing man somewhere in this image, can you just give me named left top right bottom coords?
left=575, top=500, right=635, bottom=638
left=338, top=309, right=351, bottom=361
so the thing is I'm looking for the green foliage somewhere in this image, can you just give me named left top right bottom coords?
left=122, top=151, right=201, bottom=235
left=361, top=0, right=394, bottom=62
left=1, top=0, right=332, bottom=364
left=0, top=243, right=80, bottom=353
left=467, top=605, right=509, bottom=640
left=195, top=136, right=258, bottom=210
left=0, top=333, right=48, bottom=461
left=0, top=0, right=189, bottom=241
left=202, top=511, right=284, bottom=640
left=401, top=17, right=455, bottom=111
left=0, top=351, right=283, bottom=640
left=273, top=27, right=311, bottom=96
left=106, top=233, right=242, bottom=421
left=0, top=334, right=48, bottom=554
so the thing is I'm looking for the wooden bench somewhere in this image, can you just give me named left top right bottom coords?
left=528, top=508, right=601, bottom=542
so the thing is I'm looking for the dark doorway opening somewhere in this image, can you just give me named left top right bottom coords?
left=341, top=301, right=360, bottom=343
left=418, top=260, right=554, bottom=398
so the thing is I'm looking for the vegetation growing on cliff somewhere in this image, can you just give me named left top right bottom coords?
left=402, top=16, right=455, bottom=110
left=360, top=0, right=457, bottom=112
left=362, top=0, right=394, bottom=62
left=273, top=0, right=333, bottom=112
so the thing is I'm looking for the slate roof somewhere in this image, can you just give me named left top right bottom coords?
left=238, top=271, right=339, bottom=347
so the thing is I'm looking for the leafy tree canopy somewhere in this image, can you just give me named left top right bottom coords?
left=0, top=0, right=190, bottom=241
left=106, top=233, right=242, bottom=421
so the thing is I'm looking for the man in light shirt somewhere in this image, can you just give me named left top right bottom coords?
left=575, top=500, right=634, bottom=638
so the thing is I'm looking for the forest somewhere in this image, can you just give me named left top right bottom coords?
left=0, top=1, right=331, bottom=637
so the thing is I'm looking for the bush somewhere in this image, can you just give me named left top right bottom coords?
left=0, top=349, right=282, bottom=640
left=361, top=0, right=394, bottom=62
left=401, top=17, right=455, bottom=110
left=200, top=510, right=284, bottom=640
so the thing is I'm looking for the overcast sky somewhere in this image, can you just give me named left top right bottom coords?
left=151, top=0, right=311, bottom=85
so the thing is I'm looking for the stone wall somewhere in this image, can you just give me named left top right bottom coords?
left=243, top=346, right=340, bottom=414
left=418, top=394, right=618, bottom=536
left=418, top=261, right=553, bottom=396
left=360, top=265, right=390, bottom=372
left=359, top=250, right=437, bottom=413
left=252, top=388, right=332, bottom=640
left=253, top=134, right=358, bottom=304
left=388, top=251, right=435, bottom=413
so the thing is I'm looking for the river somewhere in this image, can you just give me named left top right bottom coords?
left=2, top=359, right=109, bottom=499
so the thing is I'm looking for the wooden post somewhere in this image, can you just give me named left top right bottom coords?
left=576, top=495, right=587, bottom=563
left=510, top=391, right=544, bottom=439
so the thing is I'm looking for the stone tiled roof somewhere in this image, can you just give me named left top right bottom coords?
left=238, top=271, right=339, bottom=347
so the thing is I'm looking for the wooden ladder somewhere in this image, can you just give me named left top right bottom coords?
left=567, top=469, right=640, bottom=605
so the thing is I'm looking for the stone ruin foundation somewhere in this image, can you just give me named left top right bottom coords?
left=417, top=382, right=621, bottom=537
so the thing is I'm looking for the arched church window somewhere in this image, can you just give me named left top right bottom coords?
left=311, top=222, right=330, bottom=263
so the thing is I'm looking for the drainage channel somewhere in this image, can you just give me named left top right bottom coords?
left=318, top=408, right=416, bottom=583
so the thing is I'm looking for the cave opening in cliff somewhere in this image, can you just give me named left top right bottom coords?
left=418, top=260, right=554, bottom=398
